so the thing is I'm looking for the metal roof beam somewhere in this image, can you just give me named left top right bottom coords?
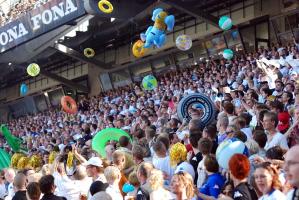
left=161, top=0, right=219, bottom=27
left=40, top=69, right=89, bottom=93
left=51, top=43, right=110, bottom=71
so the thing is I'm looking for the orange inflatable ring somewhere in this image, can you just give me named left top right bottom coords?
left=61, top=96, right=78, bottom=114
left=132, top=40, right=147, bottom=58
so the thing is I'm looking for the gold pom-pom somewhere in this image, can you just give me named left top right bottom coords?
left=28, top=155, right=42, bottom=169
left=169, top=142, right=187, bottom=167
left=67, top=152, right=74, bottom=168
left=49, top=151, right=58, bottom=164
left=11, top=153, right=25, bottom=168
left=17, top=157, right=29, bottom=170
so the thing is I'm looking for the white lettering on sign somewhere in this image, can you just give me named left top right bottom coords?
left=42, top=10, right=53, bottom=24
left=31, top=0, right=78, bottom=30
left=0, top=0, right=79, bottom=48
left=0, top=23, right=28, bottom=46
left=52, top=2, right=65, bottom=21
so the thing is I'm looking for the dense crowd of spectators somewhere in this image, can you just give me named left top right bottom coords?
left=0, top=0, right=48, bottom=26
left=0, top=39, right=298, bottom=200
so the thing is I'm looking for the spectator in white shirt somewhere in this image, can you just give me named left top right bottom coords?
left=234, top=116, right=252, bottom=140
left=104, top=166, right=123, bottom=200
left=197, top=138, right=213, bottom=189
left=85, top=157, right=107, bottom=183
left=262, top=111, right=289, bottom=151
left=4, top=168, right=15, bottom=200
left=152, top=141, right=174, bottom=183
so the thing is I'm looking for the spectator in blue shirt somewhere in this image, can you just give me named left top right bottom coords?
left=198, top=154, right=225, bottom=200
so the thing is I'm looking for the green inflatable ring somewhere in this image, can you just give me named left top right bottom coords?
left=0, top=149, right=11, bottom=170
left=92, top=128, right=132, bottom=158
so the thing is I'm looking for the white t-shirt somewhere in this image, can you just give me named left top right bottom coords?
left=150, top=187, right=173, bottom=200
left=175, top=161, right=195, bottom=180
left=264, top=132, right=289, bottom=150
left=286, top=189, right=296, bottom=200
left=53, top=172, right=81, bottom=200
left=74, top=177, right=93, bottom=197
left=258, top=189, right=286, bottom=200
left=241, top=127, right=253, bottom=140
left=0, top=183, right=6, bottom=199
left=106, top=185, right=123, bottom=200
left=152, top=156, right=174, bottom=181
left=196, top=157, right=207, bottom=189
left=4, top=183, right=14, bottom=200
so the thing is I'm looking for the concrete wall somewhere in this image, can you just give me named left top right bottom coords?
left=88, top=65, right=104, bottom=96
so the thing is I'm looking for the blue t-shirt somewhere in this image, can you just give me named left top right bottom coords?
left=199, top=173, right=225, bottom=199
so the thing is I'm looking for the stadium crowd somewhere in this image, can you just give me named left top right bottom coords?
left=0, top=39, right=298, bottom=200
left=0, top=0, right=49, bottom=26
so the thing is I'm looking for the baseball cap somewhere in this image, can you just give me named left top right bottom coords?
left=85, top=157, right=103, bottom=167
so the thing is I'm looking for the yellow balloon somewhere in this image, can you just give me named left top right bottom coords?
left=27, top=63, right=40, bottom=77
left=84, top=48, right=95, bottom=58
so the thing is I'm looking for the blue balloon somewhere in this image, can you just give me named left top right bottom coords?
left=122, top=183, right=135, bottom=193
left=20, top=83, right=28, bottom=95
left=231, top=30, right=238, bottom=39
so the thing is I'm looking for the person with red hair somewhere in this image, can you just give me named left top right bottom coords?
left=229, top=154, right=258, bottom=200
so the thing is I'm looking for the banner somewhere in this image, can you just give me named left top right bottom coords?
left=0, top=0, right=86, bottom=53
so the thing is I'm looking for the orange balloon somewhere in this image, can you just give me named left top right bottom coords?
left=132, top=40, right=147, bottom=58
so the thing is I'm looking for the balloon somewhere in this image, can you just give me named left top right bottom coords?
left=92, top=128, right=132, bottom=157
left=0, top=149, right=11, bottom=170
left=176, top=35, right=192, bottom=51
left=216, top=138, right=249, bottom=169
left=132, top=40, right=147, bottom=58
left=140, top=8, right=175, bottom=48
left=142, top=75, right=158, bottom=90
left=231, top=30, right=238, bottom=39
left=223, top=49, right=234, bottom=60
left=122, top=183, right=135, bottom=193
left=20, top=83, right=28, bottom=95
left=27, top=63, right=40, bottom=77
left=219, top=16, right=232, bottom=31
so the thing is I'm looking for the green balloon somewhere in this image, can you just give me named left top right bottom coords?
left=142, top=75, right=158, bottom=90
left=0, top=149, right=11, bottom=170
left=92, top=128, right=132, bottom=158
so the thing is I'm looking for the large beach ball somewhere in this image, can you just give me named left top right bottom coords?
left=219, top=16, right=232, bottom=31
left=223, top=49, right=234, bottom=60
left=216, top=138, right=249, bottom=169
left=176, top=35, right=192, bottom=51
left=20, top=83, right=28, bottom=95
left=27, top=63, right=40, bottom=77
left=142, top=75, right=158, bottom=90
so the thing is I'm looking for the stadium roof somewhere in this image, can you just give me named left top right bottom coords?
left=0, top=0, right=245, bottom=88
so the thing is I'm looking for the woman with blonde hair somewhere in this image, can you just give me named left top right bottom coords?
left=148, top=169, right=172, bottom=200
left=170, top=171, right=196, bottom=200
left=253, top=162, right=286, bottom=200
